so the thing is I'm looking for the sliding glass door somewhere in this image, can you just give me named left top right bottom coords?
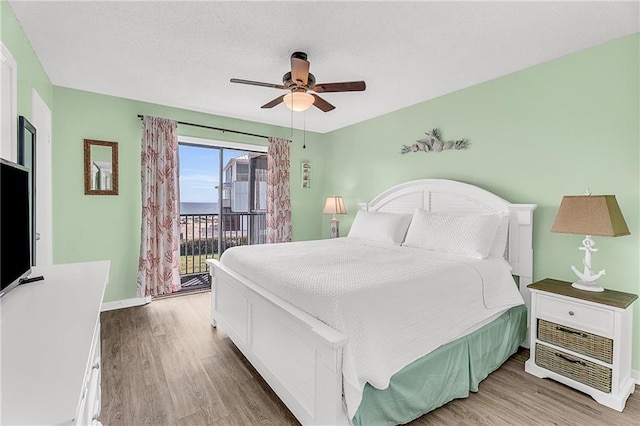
left=177, top=140, right=267, bottom=290
left=219, top=149, right=268, bottom=253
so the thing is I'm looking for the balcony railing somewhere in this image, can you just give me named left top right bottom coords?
left=179, top=212, right=266, bottom=276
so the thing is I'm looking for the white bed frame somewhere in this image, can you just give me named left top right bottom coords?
left=206, top=179, right=536, bottom=425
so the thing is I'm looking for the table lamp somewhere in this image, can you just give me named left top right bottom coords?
left=550, top=195, right=630, bottom=292
left=323, top=196, right=347, bottom=238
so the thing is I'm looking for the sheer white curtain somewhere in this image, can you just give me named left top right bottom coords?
left=266, top=137, right=292, bottom=243
left=137, top=116, right=181, bottom=297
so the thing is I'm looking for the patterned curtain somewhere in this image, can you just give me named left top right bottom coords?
left=266, top=137, right=292, bottom=243
left=137, top=116, right=181, bottom=297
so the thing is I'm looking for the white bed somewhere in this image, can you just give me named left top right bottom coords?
left=206, top=179, right=536, bottom=425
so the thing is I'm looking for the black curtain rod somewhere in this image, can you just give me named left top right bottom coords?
left=137, top=114, right=269, bottom=140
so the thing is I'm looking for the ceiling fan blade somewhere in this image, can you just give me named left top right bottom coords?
left=311, top=94, right=335, bottom=112
left=261, top=95, right=285, bottom=109
left=313, top=81, right=366, bottom=93
left=291, top=57, right=310, bottom=86
left=231, top=78, right=286, bottom=90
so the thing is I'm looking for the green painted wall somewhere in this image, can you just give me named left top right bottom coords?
left=322, top=34, right=640, bottom=369
left=52, top=87, right=324, bottom=303
left=1, top=1, right=53, bottom=117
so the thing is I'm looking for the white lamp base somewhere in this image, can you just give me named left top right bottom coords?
left=569, top=235, right=606, bottom=292
left=571, top=281, right=605, bottom=292
left=329, top=217, right=340, bottom=238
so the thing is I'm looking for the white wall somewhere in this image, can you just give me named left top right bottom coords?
left=0, top=42, right=18, bottom=161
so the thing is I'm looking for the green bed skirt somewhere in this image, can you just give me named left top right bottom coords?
left=352, top=304, right=527, bottom=426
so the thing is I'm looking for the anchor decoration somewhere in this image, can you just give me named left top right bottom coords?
left=570, top=235, right=606, bottom=292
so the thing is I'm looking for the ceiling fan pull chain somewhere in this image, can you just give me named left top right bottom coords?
left=303, top=111, right=307, bottom=149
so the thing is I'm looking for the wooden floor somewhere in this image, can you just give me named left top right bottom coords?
left=100, top=291, right=640, bottom=425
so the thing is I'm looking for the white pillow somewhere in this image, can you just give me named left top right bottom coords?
left=489, top=213, right=510, bottom=259
left=347, top=210, right=412, bottom=245
left=402, top=209, right=502, bottom=259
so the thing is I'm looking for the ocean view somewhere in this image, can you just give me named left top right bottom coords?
left=180, top=202, right=219, bottom=215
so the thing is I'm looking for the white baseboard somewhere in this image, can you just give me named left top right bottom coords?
left=632, top=369, right=640, bottom=386
left=101, top=296, right=151, bottom=312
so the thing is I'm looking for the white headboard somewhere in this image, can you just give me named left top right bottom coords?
left=359, top=179, right=537, bottom=308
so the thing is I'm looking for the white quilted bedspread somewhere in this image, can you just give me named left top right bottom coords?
left=220, top=238, right=524, bottom=418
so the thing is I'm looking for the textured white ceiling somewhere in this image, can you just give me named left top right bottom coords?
left=9, top=1, right=639, bottom=133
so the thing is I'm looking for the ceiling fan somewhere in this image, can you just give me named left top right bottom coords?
left=230, top=51, right=366, bottom=112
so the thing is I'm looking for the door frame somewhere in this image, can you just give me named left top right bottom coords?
left=31, top=89, right=53, bottom=266
left=0, top=42, right=18, bottom=161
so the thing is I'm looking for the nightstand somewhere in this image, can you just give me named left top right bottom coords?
left=525, top=278, right=637, bottom=411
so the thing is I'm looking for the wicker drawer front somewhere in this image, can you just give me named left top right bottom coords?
left=536, top=344, right=612, bottom=393
left=538, top=319, right=613, bottom=364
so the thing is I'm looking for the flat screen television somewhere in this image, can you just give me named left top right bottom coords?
left=0, top=158, right=31, bottom=298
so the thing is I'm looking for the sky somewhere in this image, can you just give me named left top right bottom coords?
left=178, top=145, right=246, bottom=203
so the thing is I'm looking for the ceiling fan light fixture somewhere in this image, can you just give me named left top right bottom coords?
left=283, top=92, right=314, bottom=112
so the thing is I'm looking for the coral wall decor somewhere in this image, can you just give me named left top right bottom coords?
left=400, top=128, right=469, bottom=154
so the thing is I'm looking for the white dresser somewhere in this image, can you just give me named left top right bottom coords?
left=1, top=261, right=109, bottom=425
left=525, top=278, right=637, bottom=412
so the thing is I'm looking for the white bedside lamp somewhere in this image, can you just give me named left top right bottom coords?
left=551, top=195, right=630, bottom=292
left=323, top=196, right=347, bottom=238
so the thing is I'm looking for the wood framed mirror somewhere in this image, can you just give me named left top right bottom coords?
left=84, top=139, right=118, bottom=195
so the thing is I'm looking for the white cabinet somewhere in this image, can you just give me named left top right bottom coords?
left=79, top=321, right=102, bottom=426
left=1, top=261, right=109, bottom=425
left=525, top=278, right=637, bottom=412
